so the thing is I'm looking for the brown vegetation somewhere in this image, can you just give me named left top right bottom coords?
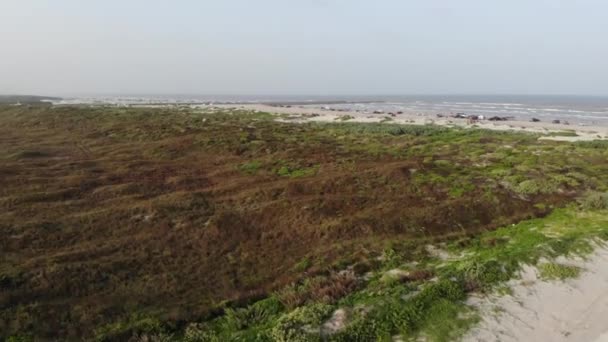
left=1, top=105, right=606, bottom=339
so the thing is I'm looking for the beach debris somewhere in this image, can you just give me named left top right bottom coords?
left=488, top=116, right=512, bottom=121
left=531, top=118, right=541, bottom=122
left=321, top=308, right=349, bottom=335
left=381, top=269, right=410, bottom=282
left=552, top=119, right=561, bottom=124
left=426, top=244, right=453, bottom=260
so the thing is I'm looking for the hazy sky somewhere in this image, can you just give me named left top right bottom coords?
left=1, top=0, right=607, bottom=96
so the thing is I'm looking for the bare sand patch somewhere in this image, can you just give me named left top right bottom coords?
left=464, top=247, right=608, bottom=342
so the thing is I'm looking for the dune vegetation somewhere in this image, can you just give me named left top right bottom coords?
left=1, top=105, right=608, bottom=341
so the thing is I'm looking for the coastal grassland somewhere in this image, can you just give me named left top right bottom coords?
left=165, top=205, right=608, bottom=342
left=1, top=105, right=608, bottom=340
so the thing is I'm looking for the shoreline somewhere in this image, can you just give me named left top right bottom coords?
left=217, top=104, right=608, bottom=142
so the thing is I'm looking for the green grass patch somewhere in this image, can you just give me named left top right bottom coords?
left=238, top=160, right=263, bottom=175
left=293, top=257, right=312, bottom=272
left=114, top=207, right=608, bottom=341
left=546, top=130, right=579, bottom=137
left=538, top=263, right=582, bottom=280
left=578, top=191, right=608, bottom=210
left=276, top=164, right=319, bottom=178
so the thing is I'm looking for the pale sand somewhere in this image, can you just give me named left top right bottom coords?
left=464, top=247, right=608, bottom=342
left=216, top=104, right=608, bottom=142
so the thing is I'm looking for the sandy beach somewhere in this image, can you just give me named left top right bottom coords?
left=464, top=247, right=608, bottom=342
left=217, top=104, right=608, bottom=141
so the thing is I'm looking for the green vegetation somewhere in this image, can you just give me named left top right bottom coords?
left=538, top=263, right=582, bottom=280
left=335, top=115, right=354, bottom=121
left=276, top=164, right=319, bottom=178
left=293, top=257, right=312, bottom=272
left=271, top=303, right=333, bottom=342
left=1, top=105, right=608, bottom=340
left=546, top=130, right=579, bottom=137
left=578, top=191, right=608, bottom=210
left=238, top=160, right=262, bottom=174
left=94, top=314, right=165, bottom=341
left=158, top=207, right=608, bottom=342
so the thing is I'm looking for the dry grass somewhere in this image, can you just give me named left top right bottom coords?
left=1, top=105, right=607, bottom=339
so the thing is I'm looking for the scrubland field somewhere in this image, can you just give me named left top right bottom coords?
left=2, top=105, right=608, bottom=341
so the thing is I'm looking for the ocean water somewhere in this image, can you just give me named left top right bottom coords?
left=52, top=94, right=608, bottom=126
left=306, top=95, right=608, bottom=126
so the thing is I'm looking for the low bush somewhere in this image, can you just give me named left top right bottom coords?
left=277, top=272, right=358, bottom=309
left=234, top=297, right=283, bottom=328
left=276, top=165, right=319, bottom=178
left=577, top=191, right=608, bottom=210
left=94, top=314, right=165, bottom=342
left=512, top=179, right=560, bottom=196
left=130, top=333, right=174, bottom=342
left=270, top=303, right=333, bottom=342
left=238, top=160, right=262, bottom=174
left=538, top=263, right=581, bottom=280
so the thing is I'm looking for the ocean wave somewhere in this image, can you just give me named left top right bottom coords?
left=479, top=102, right=524, bottom=106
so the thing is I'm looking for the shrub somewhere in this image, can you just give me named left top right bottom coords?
left=293, top=257, right=311, bottom=272
left=460, top=260, right=512, bottom=291
left=575, top=140, right=608, bottom=149
left=308, top=272, right=358, bottom=304
left=546, top=130, right=578, bottom=137
left=381, top=248, right=402, bottom=269
left=330, top=316, right=390, bottom=342
left=405, top=269, right=435, bottom=282
left=514, top=180, right=542, bottom=196
left=577, top=192, right=608, bottom=210
left=538, top=263, right=581, bottom=280
left=418, top=279, right=466, bottom=303
left=238, top=161, right=262, bottom=175
left=12, top=150, right=50, bottom=159
left=276, top=284, right=308, bottom=310
left=361, top=280, right=466, bottom=335
left=512, top=179, right=559, bottom=196
left=182, top=323, right=220, bottom=342
left=5, top=336, right=33, bottom=342
left=276, top=165, right=319, bottom=178
left=270, top=304, right=333, bottom=342
left=551, top=174, right=579, bottom=187
left=94, top=314, right=164, bottom=342
left=221, top=296, right=284, bottom=332
left=129, top=333, right=174, bottom=342
left=276, top=272, right=358, bottom=309
left=335, top=115, right=354, bottom=121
